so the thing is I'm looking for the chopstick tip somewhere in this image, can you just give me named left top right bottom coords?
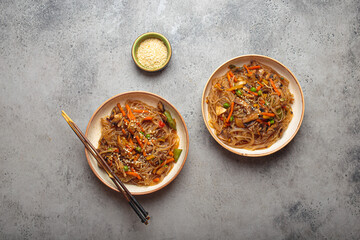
left=61, top=110, right=73, bottom=123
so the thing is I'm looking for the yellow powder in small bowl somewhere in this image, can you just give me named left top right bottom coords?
left=136, top=38, right=168, bottom=70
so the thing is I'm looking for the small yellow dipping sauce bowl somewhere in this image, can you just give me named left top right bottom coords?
left=132, top=32, right=172, bottom=72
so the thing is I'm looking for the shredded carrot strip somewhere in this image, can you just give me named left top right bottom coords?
left=229, top=71, right=237, bottom=83
left=256, top=86, right=262, bottom=91
left=256, top=119, right=270, bottom=126
left=244, top=64, right=250, bottom=73
left=127, top=112, right=132, bottom=120
left=136, top=122, right=145, bottom=132
left=226, top=72, right=233, bottom=87
left=229, top=70, right=238, bottom=82
left=259, top=99, right=265, bottom=108
left=227, top=72, right=231, bottom=80
left=117, top=103, right=126, bottom=117
left=142, top=139, right=148, bottom=157
left=125, top=104, right=135, bottom=120
left=133, top=109, right=149, bottom=113
left=128, top=129, right=134, bottom=135
left=248, top=65, right=261, bottom=70
left=159, top=158, right=175, bottom=168
left=122, top=129, right=126, bottom=135
left=143, top=117, right=153, bottom=121
left=261, top=112, right=275, bottom=117
left=248, top=90, right=258, bottom=96
left=135, top=135, right=144, bottom=148
left=270, top=79, right=281, bottom=96
left=153, top=178, right=160, bottom=182
left=169, top=151, right=174, bottom=156
left=124, top=119, right=129, bottom=124
left=144, top=138, right=148, bottom=147
left=257, top=81, right=264, bottom=87
left=126, top=144, right=133, bottom=152
left=129, top=137, right=134, bottom=146
left=134, top=154, right=140, bottom=161
left=127, top=171, right=141, bottom=180
left=215, top=83, right=222, bottom=89
left=226, top=102, right=235, bottom=123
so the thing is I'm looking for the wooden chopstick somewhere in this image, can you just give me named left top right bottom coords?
left=61, top=110, right=150, bottom=224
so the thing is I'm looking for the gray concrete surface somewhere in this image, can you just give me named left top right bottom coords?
left=1, top=0, right=359, bottom=239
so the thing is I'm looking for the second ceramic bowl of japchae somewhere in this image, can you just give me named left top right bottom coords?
left=201, top=55, right=304, bottom=157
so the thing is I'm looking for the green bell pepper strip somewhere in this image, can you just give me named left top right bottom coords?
left=173, top=149, right=182, bottom=162
left=164, top=110, right=176, bottom=130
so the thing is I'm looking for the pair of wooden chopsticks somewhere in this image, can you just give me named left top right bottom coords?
left=61, top=110, right=150, bottom=225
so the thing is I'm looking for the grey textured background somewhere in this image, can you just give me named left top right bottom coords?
left=1, top=0, right=359, bottom=239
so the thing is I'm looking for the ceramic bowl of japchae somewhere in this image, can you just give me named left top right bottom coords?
left=85, top=91, right=189, bottom=195
left=201, top=55, right=304, bottom=157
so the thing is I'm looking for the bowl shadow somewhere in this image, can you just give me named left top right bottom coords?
left=132, top=59, right=170, bottom=78
left=208, top=128, right=301, bottom=169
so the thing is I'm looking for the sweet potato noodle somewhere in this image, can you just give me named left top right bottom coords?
left=97, top=100, right=181, bottom=186
left=206, top=61, right=294, bottom=150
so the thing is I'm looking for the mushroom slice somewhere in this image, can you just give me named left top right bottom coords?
left=157, top=101, right=165, bottom=113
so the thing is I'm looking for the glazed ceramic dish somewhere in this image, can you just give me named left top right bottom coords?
left=131, top=32, right=172, bottom=72
left=201, top=55, right=305, bottom=157
left=85, top=91, right=189, bottom=195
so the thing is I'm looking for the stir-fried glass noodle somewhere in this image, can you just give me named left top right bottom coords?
left=97, top=100, right=182, bottom=186
left=206, top=61, right=294, bottom=150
